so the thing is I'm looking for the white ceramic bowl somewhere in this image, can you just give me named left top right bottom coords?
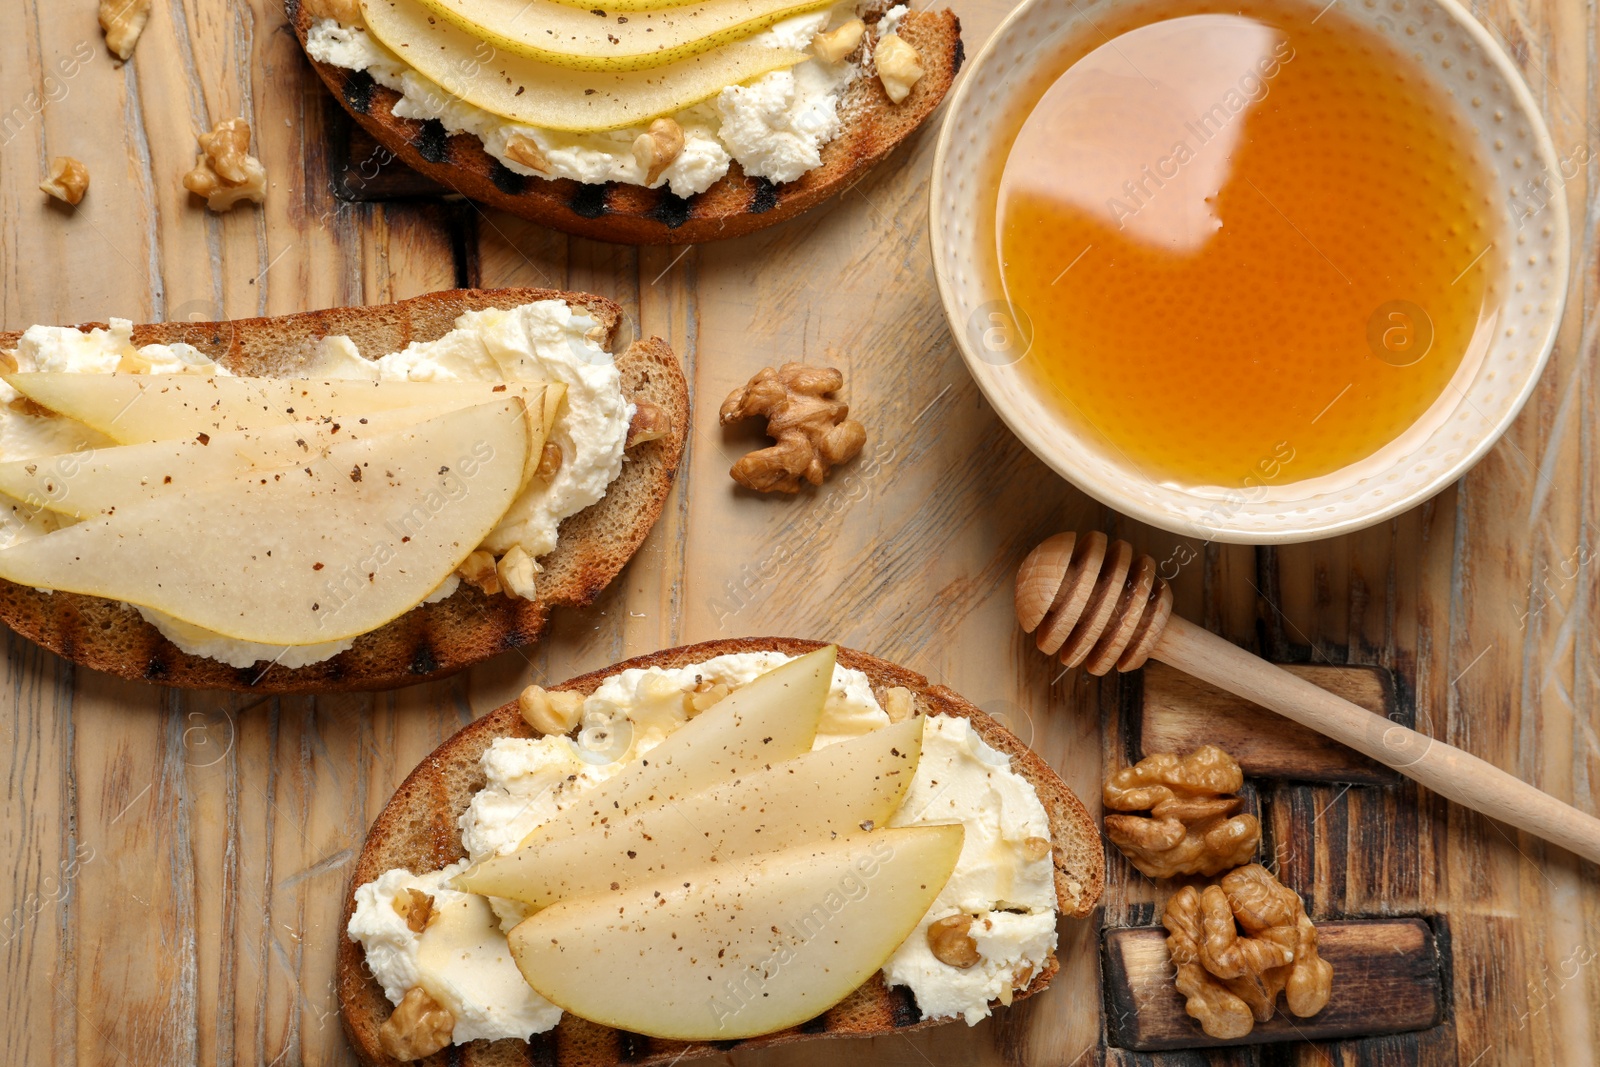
left=931, top=0, right=1571, bottom=543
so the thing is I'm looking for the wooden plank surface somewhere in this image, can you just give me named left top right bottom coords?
left=0, top=0, right=1597, bottom=1065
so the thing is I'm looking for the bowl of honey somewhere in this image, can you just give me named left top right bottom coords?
left=931, top=0, right=1571, bottom=542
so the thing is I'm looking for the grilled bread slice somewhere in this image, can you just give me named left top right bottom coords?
left=338, top=637, right=1105, bottom=1066
left=0, top=287, right=688, bottom=692
left=289, top=0, right=963, bottom=244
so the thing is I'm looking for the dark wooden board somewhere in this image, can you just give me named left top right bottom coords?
left=1103, top=918, right=1447, bottom=1052
left=1137, top=661, right=1402, bottom=785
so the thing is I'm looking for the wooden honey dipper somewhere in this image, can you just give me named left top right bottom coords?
left=1017, top=531, right=1600, bottom=865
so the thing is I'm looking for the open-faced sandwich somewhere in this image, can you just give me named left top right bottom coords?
left=291, top=0, right=962, bottom=243
left=0, top=288, right=687, bottom=691
left=339, top=640, right=1104, bottom=1063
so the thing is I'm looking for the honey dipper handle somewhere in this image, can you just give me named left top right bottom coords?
left=1155, top=616, right=1600, bottom=866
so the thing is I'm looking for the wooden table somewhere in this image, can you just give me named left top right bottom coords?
left=1, top=0, right=1596, bottom=1063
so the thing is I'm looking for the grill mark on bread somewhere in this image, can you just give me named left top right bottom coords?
left=644, top=191, right=692, bottom=229
left=570, top=183, right=610, bottom=219
left=491, top=160, right=528, bottom=195
left=344, top=68, right=376, bottom=115
left=749, top=177, right=779, bottom=214
left=415, top=119, right=451, bottom=163
left=337, top=639, right=1105, bottom=1066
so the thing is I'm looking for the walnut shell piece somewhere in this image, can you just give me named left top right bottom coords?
left=182, top=118, right=266, bottom=211
left=719, top=363, right=867, bottom=493
left=1103, top=744, right=1260, bottom=878
left=100, top=0, right=152, bottom=60
left=378, top=986, right=454, bottom=1061
left=40, top=157, right=90, bottom=206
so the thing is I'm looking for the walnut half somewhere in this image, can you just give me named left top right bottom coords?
left=1103, top=744, right=1260, bottom=878
left=378, top=986, right=454, bottom=1061
left=182, top=118, right=266, bottom=211
left=719, top=363, right=866, bottom=493
left=1161, top=864, right=1333, bottom=1039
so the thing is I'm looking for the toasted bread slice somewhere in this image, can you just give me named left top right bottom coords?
left=0, top=288, right=688, bottom=692
left=289, top=0, right=963, bottom=244
left=338, top=637, right=1105, bottom=1066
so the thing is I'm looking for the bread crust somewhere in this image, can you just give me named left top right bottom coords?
left=0, top=287, right=688, bottom=692
left=288, top=1, right=964, bottom=245
left=337, top=637, right=1105, bottom=1067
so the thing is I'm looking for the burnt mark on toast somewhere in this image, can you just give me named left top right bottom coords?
left=749, top=177, right=779, bottom=215
left=410, top=642, right=440, bottom=675
left=415, top=119, right=451, bottom=164
left=342, top=69, right=376, bottom=115
left=888, top=984, right=923, bottom=1027
left=615, top=1031, right=650, bottom=1060
left=952, top=32, right=965, bottom=74
left=524, top=1032, right=558, bottom=1066
left=645, top=191, right=693, bottom=230
left=143, top=654, right=168, bottom=681
left=490, top=160, right=528, bottom=196
left=570, top=182, right=610, bottom=219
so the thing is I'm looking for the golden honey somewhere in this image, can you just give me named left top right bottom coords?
left=995, top=0, right=1502, bottom=488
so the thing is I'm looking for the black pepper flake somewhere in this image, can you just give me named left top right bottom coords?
left=195, top=432, right=210, bottom=445
left=350, top=465, right=362, bottom=482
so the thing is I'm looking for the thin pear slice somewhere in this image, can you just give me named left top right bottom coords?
left=456, top=716, right=924, bottom=906
left=415, top=0, right=833, bottom=73
left=0, top=400, right=532, bottom=644
left=519, top=646, right=838, bottom=845
left=360, top=0, right=806, bottom=132
left=0, top=401, right=552, bottom=520
left=3, top=372, right=559, bottom=445
left=507, top=825, right=964, bottom=1041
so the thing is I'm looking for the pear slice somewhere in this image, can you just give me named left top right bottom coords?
left=0, top=400, right=553, bottom=521
left=0, top=399, right=532, bottom=644
left=360, top=0, right=806, bottom=132
left=414, top=0, right=833, bottom=73
left=455, top=716, right=923, bottom=906
left=2, top=373, right=560, bottom=445
left=507, top=825, right=964, bottom=1040
left=518, top=646, right=838, bottom=845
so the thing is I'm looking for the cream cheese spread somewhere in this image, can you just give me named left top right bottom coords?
left=304, top=6, right=863, bottom=197
left=347, top=653, right=1059, bottom=1042
left=0, top=300, right=630, bottom=668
